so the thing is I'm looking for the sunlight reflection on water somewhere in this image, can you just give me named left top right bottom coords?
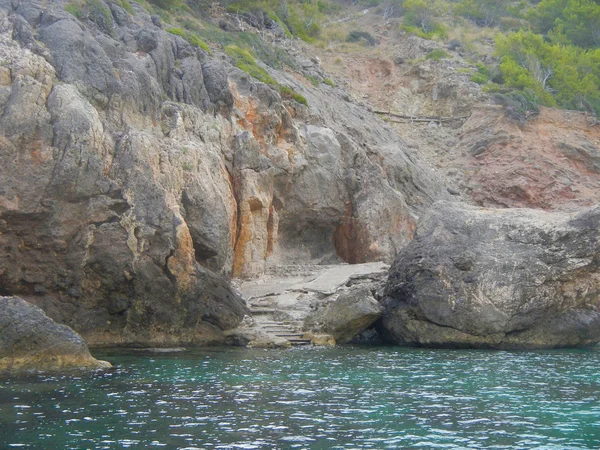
left=1, top=346, right=599, bottom=449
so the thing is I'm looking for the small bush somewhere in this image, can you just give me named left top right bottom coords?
left=166, top=27, right=211, bottom=53
left=148, top=0, right=182, bottom=9
left=114, top=0, right=134, bottom=14
left=402, top=23, right=447, bottom=39
left=346, top=31, right=377, bottom=46
left=278, top=85, right=308, bottom=106
left=305, top=75, right=320, bottom=86
left=493, top=89, right=541, bottom=124
left=65, top=3, right=82, bottom=18
left=182, top=162, right=194, bottom=171
left=225, top=45, right=276, bottom=85
left=426, top=49, right=449, bottom=61
left=447, top=39, right=461, bottom=51
left=323, top=78, right=336, bottom=87
left=470, top=72, right=488, bottom=84
left=292, top=93, right=308, bottom=106
left=186, top=34, right=211, bottom=53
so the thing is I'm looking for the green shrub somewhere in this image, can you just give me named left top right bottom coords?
left=225, top=45, right=276, bottom=85
left=225, top=0, right=331, bottom=42
left=166, top=27, right=211, bottom=53
left=426, top=49, right=449, bottom=61
left=402, top=23, right=447, bottom=39
left=186, top=34, right=211, bottom=53
left=305, top=75, right=320, bottom=86
left=114, top=0, right=134, bottom=14
left=65, top=3, right=82, bottom=18
left=402, top=0, right=447, bottom=36
left=470, top=72, right=488, bottom=84
left=496, top=30, right=600, bottom=113
left=292, top=92, right=308, bottom=106
left=148, top=0, right=182, bottom=9
left=278, top=85, right=308, bottom=106
left=323, top=78, right=336, bottom=87
left=492, top=89, right=541, bottom=124
left=453, top=0, right=510, bottom=27
left=346, top=30, right=377, bottom=45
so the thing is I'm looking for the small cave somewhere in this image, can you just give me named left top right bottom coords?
left=190, top=235, right=221, bottom=273
left=0, top=284, right=12, bottom=296
left=109, top=201, right=131, bottom=215
left=350, top=325, right=383, bottom=345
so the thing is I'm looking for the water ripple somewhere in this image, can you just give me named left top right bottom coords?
left=1, top=346, right=599, bottom=448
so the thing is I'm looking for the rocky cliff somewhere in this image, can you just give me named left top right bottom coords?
left=0, top=0, right=441, bottom=346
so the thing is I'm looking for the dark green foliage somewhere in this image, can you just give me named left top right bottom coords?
left=528, top=0, right=600, bottom=48
left=454, top=0, right=510, bottom=27
left=346, top=31, right=377, bottom=45
left=497, top=30, right=600, bottom=115
left=492, top=89, right=541, bottom=124
left=402, top=0, right=447, bottom=37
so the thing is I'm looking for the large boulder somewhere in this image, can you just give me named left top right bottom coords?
left=0, top=296, right=111, bottom=374
left=379, top=201, right=600, bottom=349
left=304, top=287, right=384, bottom=344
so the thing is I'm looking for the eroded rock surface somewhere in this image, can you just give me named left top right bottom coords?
left=0, top=1, right=441, bottom=346
left=0, top=296, right=111, bottom=374
left=379, top=201, right=600, bottom=349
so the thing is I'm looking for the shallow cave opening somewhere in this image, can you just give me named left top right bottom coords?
left=190, top=238, right=221, bottom=273
left=350, top=325, right=383, bottom=345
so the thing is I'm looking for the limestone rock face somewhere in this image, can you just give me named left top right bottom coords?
left=0, top=296, right=111, bottom=374
left=0, top=1, right=441, bottom=346
left=304, top=288, right=384, bottom=344
left=379, top=202, right=600, bottom=349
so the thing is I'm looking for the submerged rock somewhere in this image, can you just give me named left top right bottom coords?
left=0, top=296, right=111, bottom=374
left=379, top=202, right=600, bottom=349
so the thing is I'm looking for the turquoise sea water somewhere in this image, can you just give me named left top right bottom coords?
left=1, top=346, right=599, bottom=449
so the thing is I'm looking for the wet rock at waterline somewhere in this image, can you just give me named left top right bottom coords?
left=0, top=296, right=111, bottom=374
left=379, top=202, right=600, bottom=349
left=304, top=288, right=383, bottom=344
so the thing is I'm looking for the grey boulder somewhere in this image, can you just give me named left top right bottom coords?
left=379, top=201, right=600, bottom=349
left=304, top=287, right=384, bottom=344
left=0, top=296, right=111, bottom=374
